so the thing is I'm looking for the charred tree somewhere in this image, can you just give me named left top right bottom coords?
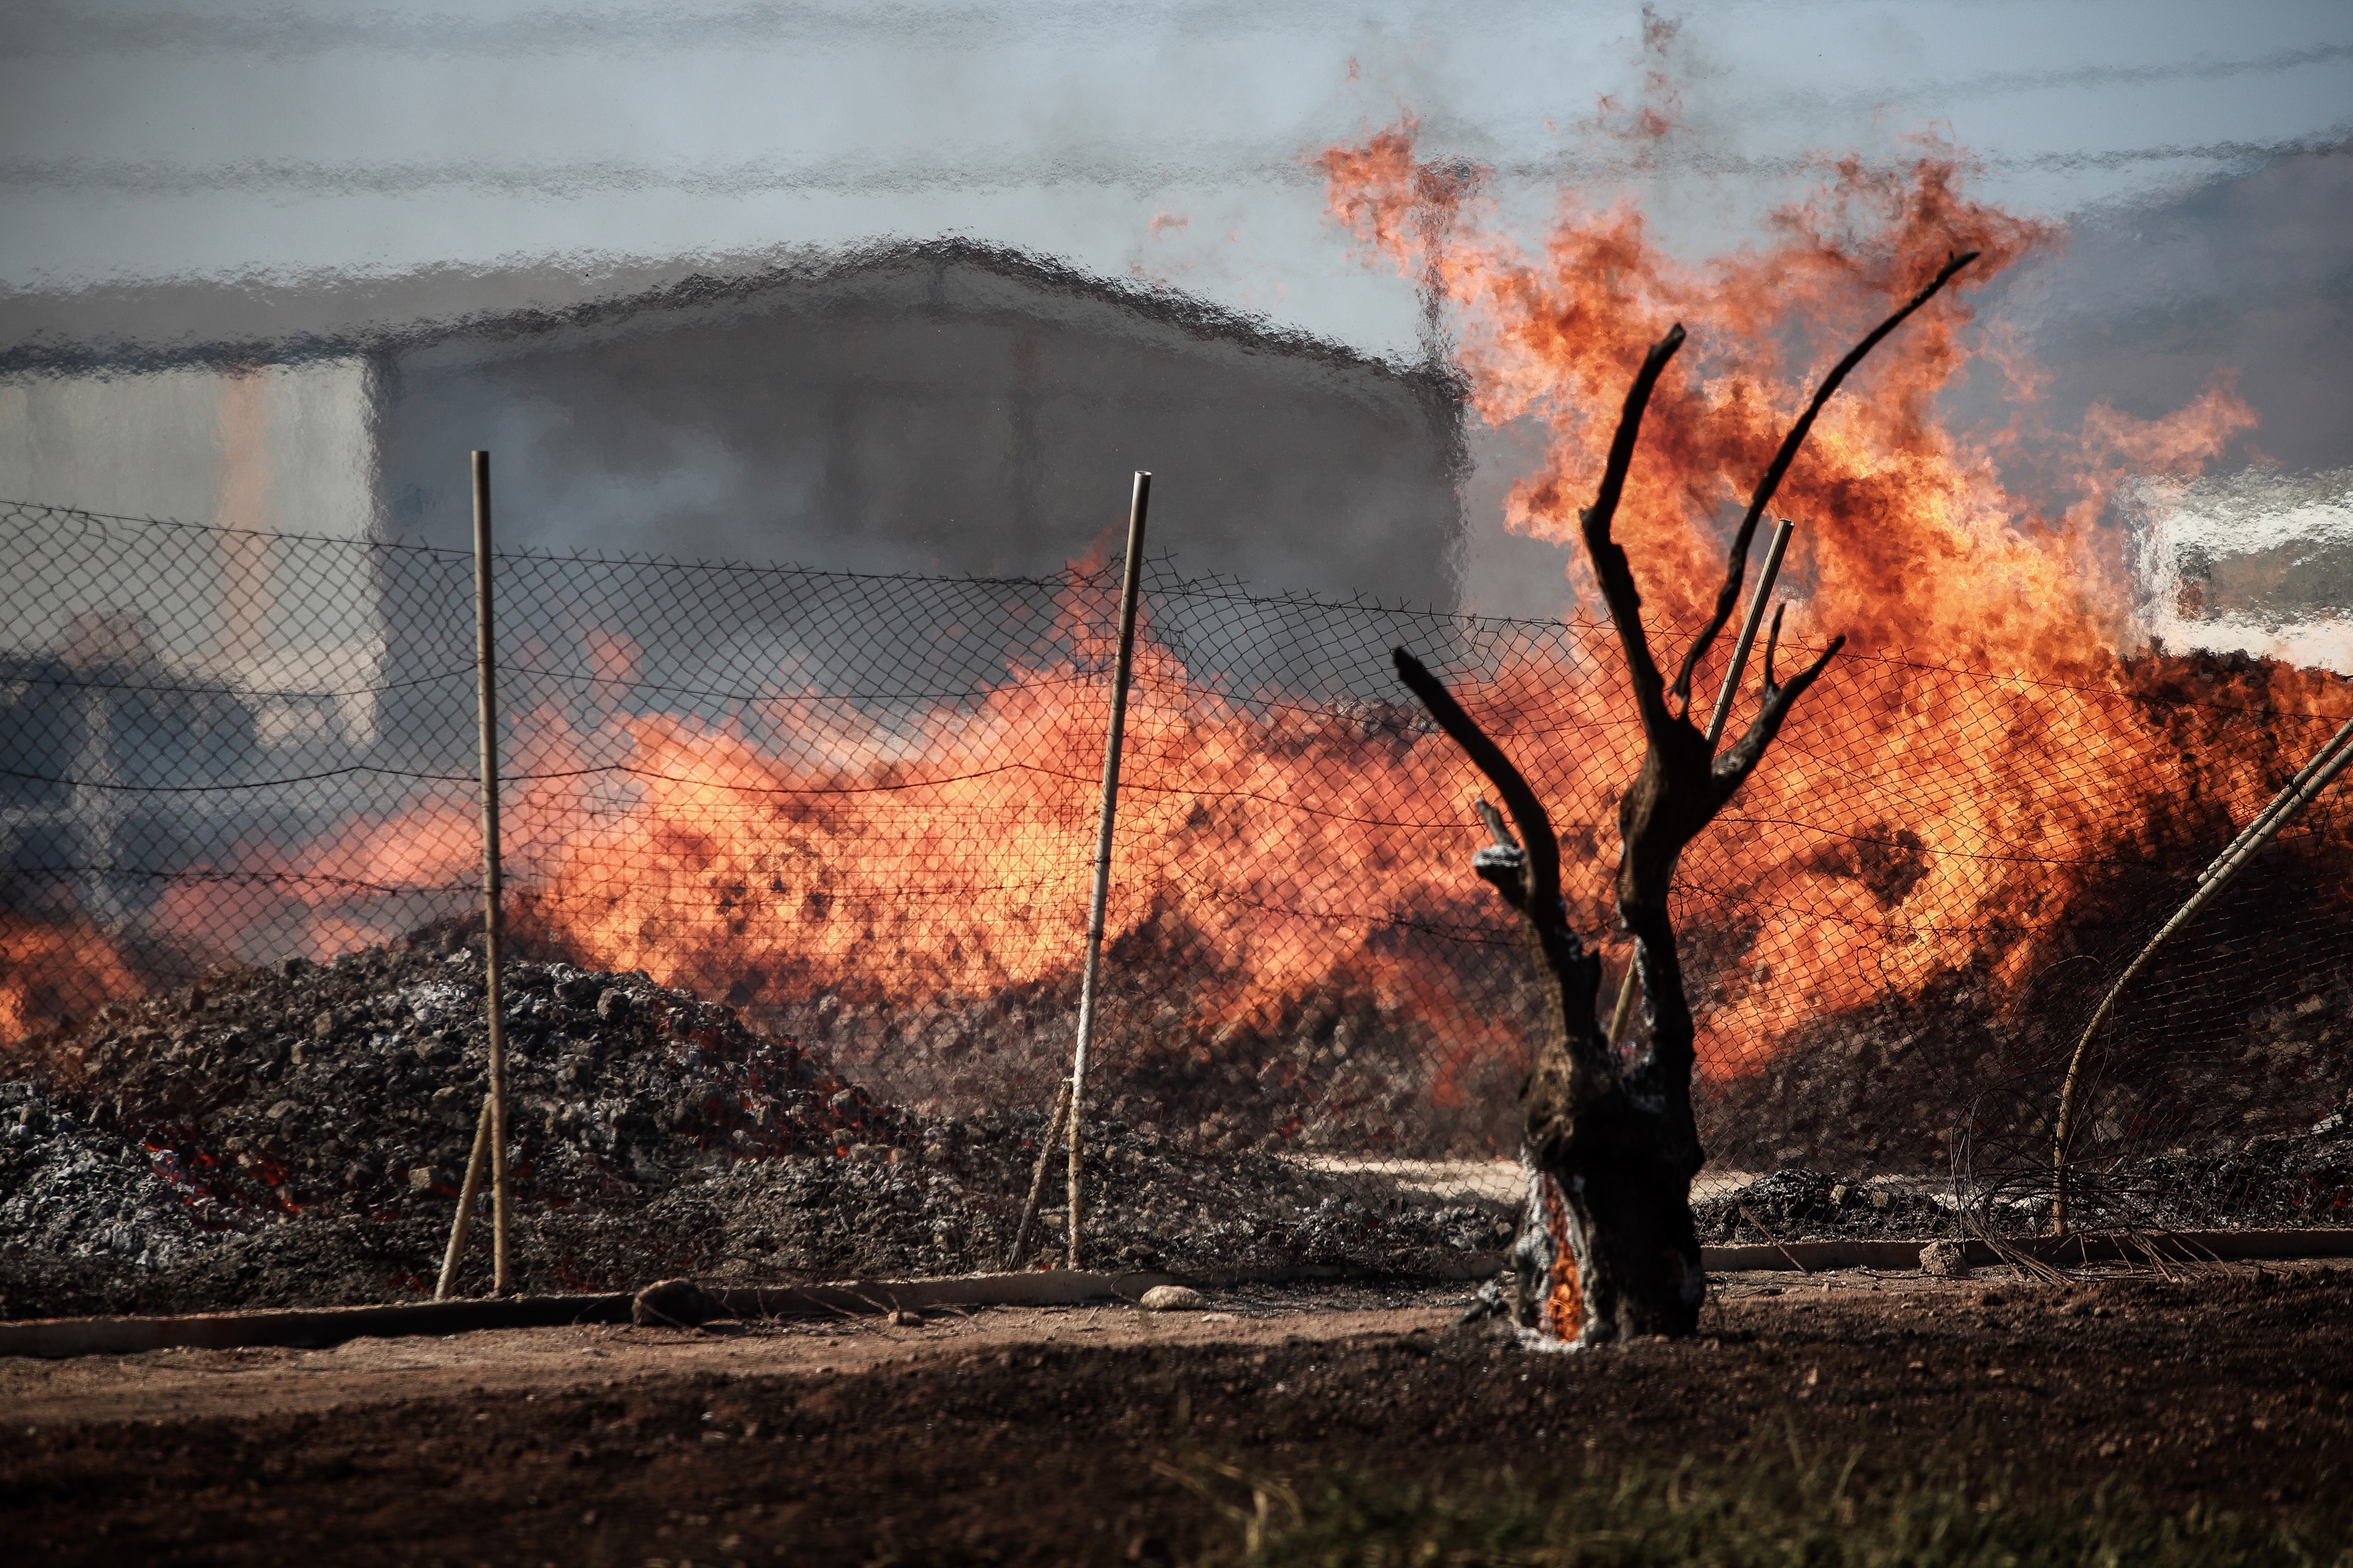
left=1396, top=254, right=1976, bottom=1346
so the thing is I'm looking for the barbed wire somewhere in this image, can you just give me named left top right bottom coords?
left=4, top=493, right=2349, bottom=1226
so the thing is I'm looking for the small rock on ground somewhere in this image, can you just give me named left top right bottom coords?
left=1919, top=1240, right=1971, bottom=1278
left=1139, top=1284, right=1205, bottom=1312
left=632, top=1277, right=726, bottom=1327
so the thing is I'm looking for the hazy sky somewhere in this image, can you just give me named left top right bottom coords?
left=4, top=0, right=2349, bottom=358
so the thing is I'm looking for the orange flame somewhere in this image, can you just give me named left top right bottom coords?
left=1318, top=118, right=2258, bottom=677
left=8, top=119, right=2347, bottom=1142
left=1538, top=1171, right=1583, bottom=1338
left=1302, top=115, right=2343, bottom=1069
left=0, top=914, right=142, bottom=1042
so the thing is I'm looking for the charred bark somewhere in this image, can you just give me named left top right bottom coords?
left=1397, top=253, right=1976, bottom=1346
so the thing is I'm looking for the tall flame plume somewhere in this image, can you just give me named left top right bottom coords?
left=6, top=123, right=2347, bottom=1164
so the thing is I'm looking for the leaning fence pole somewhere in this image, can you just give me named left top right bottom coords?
left=434, top=1100, right=493, bottom=1299
left=1004, top=1079, right=1073, bottom=1270
left=1065, top=471, right=1151, bottom=1272
left=2050, top=709, right=2353, bottom=1234
left=2192, top=707, right=2353, bottom=890
left=1604, top=516, right=1798, bottom=1046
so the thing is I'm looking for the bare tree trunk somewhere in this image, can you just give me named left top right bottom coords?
left=1396, top=253, right=1977, bottom=1346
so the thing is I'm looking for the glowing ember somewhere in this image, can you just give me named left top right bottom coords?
left=1538, top=1171, right=1583, bottom=1339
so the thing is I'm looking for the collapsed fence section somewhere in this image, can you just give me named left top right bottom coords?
left=4, top=496, right=2352, bottom=1245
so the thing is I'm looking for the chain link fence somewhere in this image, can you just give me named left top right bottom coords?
left=4, top=496, right=2351, bottom=1241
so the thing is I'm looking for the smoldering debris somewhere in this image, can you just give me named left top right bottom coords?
left=1692, top=1116, right=2353, bottom=1246
left=1692, top=1168, right=1958, bottom=1246
left=0, top=937, right=1515, bottom=1319
left=14, top=939, right=909, bottom=1217
left=11, top=933, right=2340, bottom=1322
left=2055, top=1113, right=2353, bottom=1233
left=0, top=1082, right=213, bottom=1267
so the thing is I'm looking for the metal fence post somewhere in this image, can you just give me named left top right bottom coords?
left=2051, top=708, right=2353, bottom=1233
left=1065, top=471, right=1151, bottom=1272
left=474, top=452, right=515, bottom=1294
left=1704, top=516, right=1797, bottom=748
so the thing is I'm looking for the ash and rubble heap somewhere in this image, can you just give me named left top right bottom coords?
left=1692, top=1106, right=2353, bottom=1244
left=19, top=931, right=2336, bottom=1323
left=1692, top=1169, right=1958, bottom=1245
left=0, top=936, right=1516, bottom=1317
left=19, top=940, right=906, bottom=1223
left=0, top=1082, right=210, bottom=1267
left=2059, top=1106, right=2353, bottom=1232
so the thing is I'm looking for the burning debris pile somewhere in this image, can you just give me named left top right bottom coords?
left=0, top=933, right=1515, bottom=1318
left=9, top=106, right=2353, bottom=1309
left=11, top=929, right=909, bottom=1219
left=1, top=1082, right=212, bottom=1267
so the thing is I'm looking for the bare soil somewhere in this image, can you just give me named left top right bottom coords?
left=4, top=1262, right=2349, bottom=1565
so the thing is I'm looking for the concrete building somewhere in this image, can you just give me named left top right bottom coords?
left=1, top=240, right=1465, bottom=597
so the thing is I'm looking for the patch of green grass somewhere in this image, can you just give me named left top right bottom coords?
left=1172, top=1444, right=2351, bottom=1568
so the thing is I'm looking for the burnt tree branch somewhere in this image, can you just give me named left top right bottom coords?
left=1395, top=650, right=1612, bottom=1126
left=1392, top=650, right=1559, bottom=918
left=1666, top=251, right=1979, bottom=717
left=1577, top=324, right=1686, bottom=737
left=1391, top=254, right=1974, bottom=1347
left=1715, top=604, right=1842, bottom=792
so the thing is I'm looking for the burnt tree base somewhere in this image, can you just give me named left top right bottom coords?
left=1512, top=1143, right=1706, bottom=1346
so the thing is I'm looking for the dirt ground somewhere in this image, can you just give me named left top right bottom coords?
left=4, top=1262, right=2350, bottom=1566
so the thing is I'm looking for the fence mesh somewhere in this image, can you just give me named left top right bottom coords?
left=4, top=496, right=2351, bottom=1246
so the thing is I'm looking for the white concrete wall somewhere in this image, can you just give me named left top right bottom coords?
left=0, top=359, right=385, bottom=738
left=0, top=358, right=377, bottom=536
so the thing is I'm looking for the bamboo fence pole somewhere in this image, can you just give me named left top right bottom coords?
left=1004, top=1078, right=1074, bottom=1270
left=434, top=1099, right=493, bottom=1299
left=431, top=452, right=515, bottom=1296
left=1066, top=472, right=1151, bottom=1272
left=474, top=452, right=514, bottom=1293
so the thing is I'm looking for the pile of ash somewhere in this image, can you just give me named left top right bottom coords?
left=769, top=906, right=1533, bottom=1162
left=1692, top=1168, right=1958, bottom=1246
left=572, top=1119, right=1515, bottom=1298
left=0, top=936, right=1514, bottom=1318
left=0, top=1082, right=214, bottom=1268
left=11, top=938, right=905, bottom=1220
left=1694, top=1105, right=2353, bottom=1244
left=2044, top=1109, right=2353, bottom=1233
